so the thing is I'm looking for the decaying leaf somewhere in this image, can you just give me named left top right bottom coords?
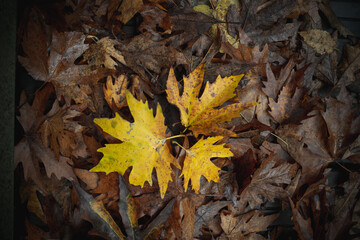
left=115, top=0, right=143, bottom=24
left=194, top=200, right=230, bottom=237
left=299, top=29, right=336, bottom=55
left=90, top=91, right=180, bottom=198
left=91, top=172, right=120, bottom=206
left=84, top=37, right=126, bottom=70
left=103, top=75, right=129, bottom=111
left=73, top=182, right=125, bottom=240
left=166, top=63, right=257, bottom=136
left=15, top=137, right=77, bottom=189
left=19, top=26, right=107, bottom=110
left=220, top=210, right=279, bottom=239
left=181, top=136, right=233, bottom=193
left=263, top=59, right=295, bottom=100
left=237, top=157, right=294, bottom=210
left=39, top=101, right=84, bottom=159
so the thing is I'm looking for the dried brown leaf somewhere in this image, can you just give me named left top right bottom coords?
left=84, top=37, right=126, bottom=70
left=220, top=210, right=279, bottom=239
left=237, top=157, right=293, bottom=211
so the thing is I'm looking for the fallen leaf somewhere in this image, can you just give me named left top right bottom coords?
left=90, top=91, right=180, bottom=198
left=20, top=182, right=47, bottom=224
left=221, top=35, right=268, bottom=76
left=289, top=198, right=314, bottom=240
left=237, top=156, right=293, bottom=211
left=92, top=172, right=119, bottom=206
left=84, top=37, right=126, bottom=70
left=73, top=182, right=125, bottom=240
left=220, top=210, right=279, bottom=239
left=115, top=0, right=143, bottom=24
left=268, top=64, right=315, bottom=124
left=139, top=4, right=172, bottom=35
left=73, top=168, right=99, bottom=190
left=299, top=29, right=336, bottom=55
left=166, top=63, right=257, bottom=136
left=15, top=137, right=77, bottom=190
left=321, top=87, right=360, bottom=158
left=39, top=101, right=84, bottom=159
left=19, top=27, right=108, bottom=110
left=181, top=136, right=233, bottom=193
left=118, top=32, right=186, bottom=80
left=118, top=175, right=137, bottom=239
left=338, top=43, right=360, bottom=87
left=276, top=111, right=332, bottom=185
left=103, top=75, right=129, bottom=111
left=263, top=58, right=295, bottom=100
left=194, top=200, right=229, bottom=237
left=169, top=7, right=216, bottom=47
left=236, top=71, right=272, bottom=125
left=180, top=196, right=195, bottom=240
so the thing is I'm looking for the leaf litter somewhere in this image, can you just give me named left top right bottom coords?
left=15, top=0, right=360, bottom=239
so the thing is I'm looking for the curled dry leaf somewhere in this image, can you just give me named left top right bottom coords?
left=90, top=91, right=180, bottom=199
left=166, top=63, right=257, bottom=137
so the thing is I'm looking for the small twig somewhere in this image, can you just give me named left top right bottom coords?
left=270, top=132, right=289, bottom=152
left=164, top=134, right=186, bottom=141
left=335, top=161, right=352, bottom=173
left=240, top=112, right=249, bottom=123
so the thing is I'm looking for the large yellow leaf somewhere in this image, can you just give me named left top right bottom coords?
left=181, top=136, right=233, bottom=193
left=166, top=63, right=257, bottom=136
left=90, top=91, right=180, bottom=199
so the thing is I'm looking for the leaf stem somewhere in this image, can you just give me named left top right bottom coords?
left=270, top=132, right=289, bottom=152
left=165, top=134, right=186, bottom=141
left=172, top=141, right=190, bottom=155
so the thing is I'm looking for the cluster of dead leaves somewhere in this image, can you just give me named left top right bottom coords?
left=15, top=0, right=360, bottom=239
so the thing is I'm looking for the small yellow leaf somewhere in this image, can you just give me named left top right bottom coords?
left=193, top=4, right=214, bottom=17
left=166, top=63, right=257, bottom=136
left=90, top=91, right=180, bottom=199
left=181, top=136, right=233, bottom=193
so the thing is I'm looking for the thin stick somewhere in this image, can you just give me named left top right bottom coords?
left=172, top=141, right=188, bottom=152
left=165, top=134, right=186, bottom=141
left=270, top=132, right=289, bottom=152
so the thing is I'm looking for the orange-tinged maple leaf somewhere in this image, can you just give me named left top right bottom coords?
left=90, top=91, right=180, bottom=199
left=166, top=63, right=257, bottom=137
left=180, top=136, right=233, bottom=193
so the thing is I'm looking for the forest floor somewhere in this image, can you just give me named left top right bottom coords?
left=15, top=0, right=360, bottom=239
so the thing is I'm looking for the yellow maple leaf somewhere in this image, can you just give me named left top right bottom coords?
left=90, top=91, right=180, bottom=199
left=180, top=136, right=233, bottom=193
left=166, top=63, right=257, bottom=136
